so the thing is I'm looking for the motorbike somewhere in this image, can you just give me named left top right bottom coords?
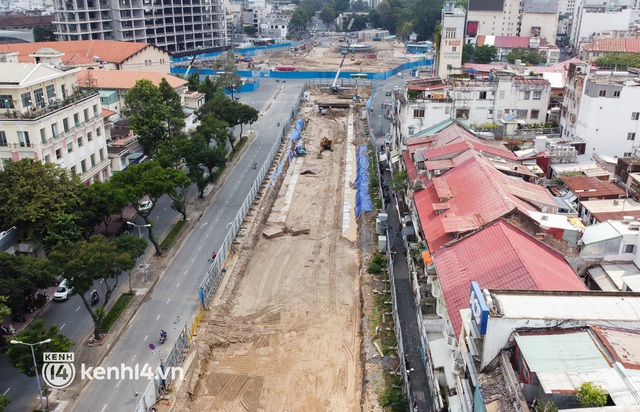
left=252, top=162, right=257, bottom=169
left=90, top=290, right=99, bottom=306
left=0, top=325, right=15, bottom=335
left=159, top=330, right=167, bottom=344
left=12, top=313, right=26, bottom=323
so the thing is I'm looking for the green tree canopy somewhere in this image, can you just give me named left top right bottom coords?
left=473, top=45, right=498, bottom=64
left=320, top=5, right=335, bottom=24
left=33, top=26, right=55, bottom=42
left=243, top=25, right=258, bottom=36
left=7, top=319, right=74, bottom=377
left=595, top=52, right=640, bottom=70
left=505, top=48, right=545, bottom=65
left=462, top=43, right=475, bottom=64
left=0, top=159, right=85, bottom=244
left=576, top=382, right=607, bottom=408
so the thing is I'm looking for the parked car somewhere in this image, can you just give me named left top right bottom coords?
left=53, top=279, right=72, bottom=301
left=385, top=90, right=392, bottom=96
left=139, top=200, right=154, bottom=214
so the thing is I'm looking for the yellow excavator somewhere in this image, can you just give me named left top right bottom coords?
left=320, top=137, right=333, bottom=151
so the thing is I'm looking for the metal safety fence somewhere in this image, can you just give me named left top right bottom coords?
left=135, top=89, right=305, bottom=412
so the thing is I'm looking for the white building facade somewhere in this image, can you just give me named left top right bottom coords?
left=437, top=2, right=466, bottom=78
left=562, top=67, right=640, bottom=158
left=0, top=63, right=110, bottom=183
left=570, top=0, right=633, bottom=49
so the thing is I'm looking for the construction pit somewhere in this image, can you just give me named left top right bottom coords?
left=166, top=85, right=388, bottom=412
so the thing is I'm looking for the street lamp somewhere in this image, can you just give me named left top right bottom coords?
left=127, top=221, right=152, bottom=282
left=10, top=338, right=52, bottom=412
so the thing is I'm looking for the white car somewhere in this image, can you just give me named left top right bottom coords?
left=53, top=279, right=72, bottom=301
left=139, top=200, right=153, bottom=214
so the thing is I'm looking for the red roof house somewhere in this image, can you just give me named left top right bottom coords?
left=434, top=219, right=587, bottom=336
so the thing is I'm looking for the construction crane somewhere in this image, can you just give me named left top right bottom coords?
left=330, top=50, right=349, bottom=92
left=183, top=54, right=199, bottom=78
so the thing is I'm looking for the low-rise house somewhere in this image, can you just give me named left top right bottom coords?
left=579, top=37, right=640, bottom=64
left=475, top=35, right=560, bottom=65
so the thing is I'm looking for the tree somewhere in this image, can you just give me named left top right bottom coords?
left=198, top=91, right=249, bottom=152
left=41, top=212, right=84, bottom=253
left=473, top=45, right=498, bottom=64
left=0, top=394, right=11, bottom=411
left=320, top=5, right=335, bottom=24
left=409, top=0, right=443, bottom=41
left=124, top=79, right=185, bottom=156
left=0, top=252, right=54, bottom=313
left=33, top=26, right=55, bottom=42
left=505, top=48, right=545, bottom=65
left=7, top=319, right=73, bottom=377
left=187, top=71, right=200, bottom=91
left=107, top=161, right=190, bottom=255
left=236, top=103, right=259, bottom=138
left=214, top=52, right=243, bottom=101
left=113, top=234, right=148, bottom=294
left=576, top=382, right=607, bottom=408
left=351, top=15, right=368, bottom=31
left=48, top=234, right=144, bottom=339
left=243, top=25, right=258, bottom=36
left=462, top=43, right=475, bottom=64
left=533, top=398, right=558, bottom=412
left=0, top=159, right=85, bottom=244
left=198, top=75, right=217, bottom=102
left=351, top=0, right=369, bottom=11
left=595, top=52, right=640, bottom=70
left=376, top=1, right=395, bottom=32
left=0, top=296, right=10, bottom=323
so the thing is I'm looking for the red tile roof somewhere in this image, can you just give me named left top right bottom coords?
left=561, top=176, right=626, bottom=200
left=434, top=219, right=587, bottom=336
left=0, top=40, right=162, bottom=65
left=414, top=152, right=556, bottom=251
left=582, top=38, right=640, bottom=54
left=477, top=35, right=532, bottom=49
left=78, top=69, right=187, bottom=90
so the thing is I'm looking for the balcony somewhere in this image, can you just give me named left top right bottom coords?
left=0, top=90, right=99, bottom=121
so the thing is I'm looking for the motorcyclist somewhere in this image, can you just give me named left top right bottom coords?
left=160, top=329, right=167, bottom=339
left=252, top=161, right=257, bottom=169
left=91, top=290, right=99, bottom=303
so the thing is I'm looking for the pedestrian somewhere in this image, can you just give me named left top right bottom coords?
left=209, top=252, right=217, bottom=262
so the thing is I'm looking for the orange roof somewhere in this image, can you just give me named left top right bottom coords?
left=0, top=40, right=164, bottom=65
left=583, top=38, right=640, bottom=54
left=78, top=69, right=187, bottom=90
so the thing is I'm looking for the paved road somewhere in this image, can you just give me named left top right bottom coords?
left=72, top=80, right=304, bottom=411
left=0, top=192, right=182, bottom=412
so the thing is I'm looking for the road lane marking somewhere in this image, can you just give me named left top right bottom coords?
left=132, top=355, right=137, bottom=361
left=116, top=379, right=121, bottom=388
left=166, top=298, right=171, bottom=304
left=226, top=222, right=232, bottom=227
left=206, top=233, right=210, bottom=238
left=184, top=270, right=188, bottom=274
left=198, top=246, right=202, bottom=251
left=200, top=222, right=208, bottom=228
left=2, top=388, right=9, bottom=395
left=101, top=404, right=107, bottom=412
left=143, top=336, right=147, bottom=342
left=60, top=324, right=65, bottom=330
left=76, top=306, right=81, bottom=312
left=176, top=282, right=180, bottom=288
left=157, top=314, right=162, bottom=320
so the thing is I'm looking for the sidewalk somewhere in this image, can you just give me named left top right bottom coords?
left=381, top=168, right=433, bottom=412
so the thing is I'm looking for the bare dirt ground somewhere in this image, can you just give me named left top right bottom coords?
left=251, top=39, right=411, bottom=73
left=168, top=88, right=381, bottom=411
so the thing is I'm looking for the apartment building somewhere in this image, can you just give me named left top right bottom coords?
left=0, top=62, right=110, bottom=183
left=561, top=63, right=640, bottom=158
left=467, top=0, right=559, bottom=44
left=570, top=0, right=633, bottom=50
left=437, top=2, right=465, bottom=78
left=52, top=0, right=227, bottom=53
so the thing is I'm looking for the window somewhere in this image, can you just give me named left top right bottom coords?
left=144, top=59, right=151, bottom=66
left=533, top=91, right=542, bottom=100
left=487, top=108, right=494, bottom=118
left=74, top=113, right=79, bottom=126
left=46, top=84, right=55, bottom=100
left=0, top=131, right=6, bottom=147
left=624, top=152, right=632, bottom=157
left=93, top=104, right=98, bottom=116
left=70, top=166, right=76, bottom=175
left=68, top=142, right=75, bottom=152
left=523, top=91, right=530, bottom=100
left=0, top=95, right=14, bottom=108
left=445, top=27, right=456, bottom=39
left=56, top=148, right=62, bottom=159
left=87, top=131, right=92, bottom=142
left=408, top=126, right=415, bottom=136
left=51, top=122, right=58, bottom=137
left=599, top=90, right=606, bottom=97
left=624, top=244, right=636, bottom=253
left=99, top=148, right=104, bottom=161
left=96, top=127, right=102, bottom=137
left=160, top=58, right=165, bottom=64
left=413, top=109, right=425, bottom=118
left=517, top=109, right=527, bottom=119
left=17, top=131, right=30, bottom=147
left=45, top=155, right=50, bottom=163
left=628, top=133, right=636, bottom=141
left=497, top=109, right=503, bottom=118
left=632, top=112, right=639, bottom=120
left=34, top=88, right=44, bottom=108
left=61, top=84, right=67, bottom=99
left=77, top=137, right=83, bottom=147
left=479, top=91, right=487, bottom=100
left=84, top=109, right=89, bottom=122
left=40, top=128, right=46, bottom=143
left=81, top=159, right=86, bottom=173
left=531, top=110, right=539, bottom=119
left=63, top=118, right=70, bottom=132
left=21, top=92, right=31, bottom=108
left=90, top=153, right=95, bottom=167
left=499, top=90, right=505, bottom=99
left=614, top=90, right=621, bottom=97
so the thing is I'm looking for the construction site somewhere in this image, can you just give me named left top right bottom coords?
left=163, top=83, right=393, bottom=411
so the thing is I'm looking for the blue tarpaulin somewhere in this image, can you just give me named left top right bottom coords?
left=354, top=145, right=373, bottom=217
left=295, top=119, right=304, bottom=131
left=268, top=160, right=284, bottom=188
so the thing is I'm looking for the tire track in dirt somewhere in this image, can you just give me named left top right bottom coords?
left=257, top=241, right=286, bottom=302
left=221, top=376, right=256, bottom=412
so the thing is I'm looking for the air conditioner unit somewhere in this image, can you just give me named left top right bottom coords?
left=541, top=215, right=549, bottom=221
left=629, top=221, right=640, bottom=230
left=622, top=216, right=634, bottom=223
left=433, top=170, right=442, bottom=176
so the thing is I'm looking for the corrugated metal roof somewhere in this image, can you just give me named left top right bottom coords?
left=78, top=69, right=187, bottom=89
left=522, top=0, right=558, bottom=14
left=562, top=176, right=626, bottom=199
left=0, top=62, right=38, bottom=85
left=581, top=221, right=622, bottom=245
left=494, top=292, right=640, bottom=321
left=492, top=36, right=532, bottom=49
left=434, top=221, right=587, bottom=336
left=515, top=332, right=609, bottom=372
